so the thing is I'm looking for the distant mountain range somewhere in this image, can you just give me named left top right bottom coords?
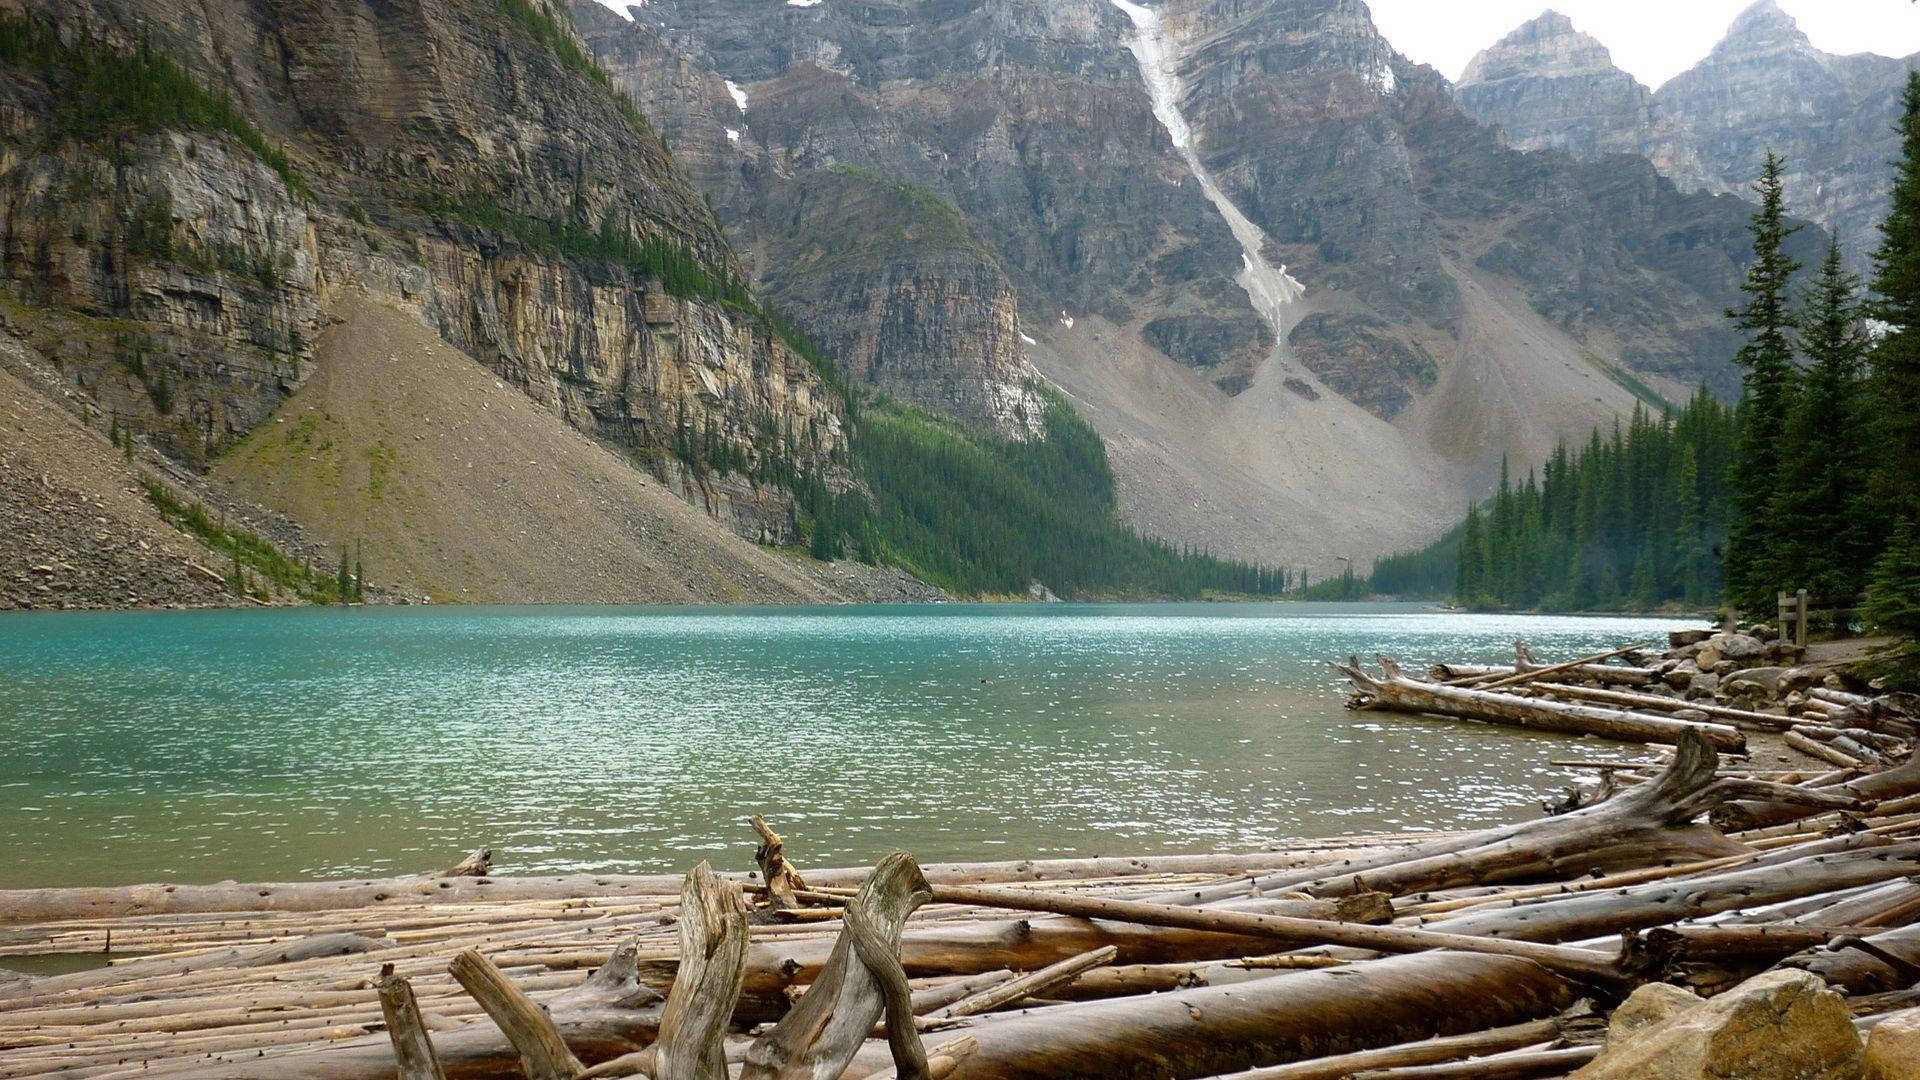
left=1456, top=0, right=1916, bottom=273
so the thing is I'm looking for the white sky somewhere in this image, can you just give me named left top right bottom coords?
left=1366, top=0, right=1920, bottom=89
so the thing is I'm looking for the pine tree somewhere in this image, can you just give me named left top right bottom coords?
left=1725, top=150, right=1805, bottom=611
left=1864, top=71, right=1920, bottom=671
left=1768, top=238, right=1872, bottom=603
left=1865, top=519, right=1920, bottom=687
left=336, top=548, right=351, bottom=603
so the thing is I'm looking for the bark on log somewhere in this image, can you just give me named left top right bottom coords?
left=379, top=971, right=449, bottom=1080
left=1195, top=1017, right=1568, bottom=1080
left=741, top=852, right=932, bottom=1080
left=838, top=952, right=1578, bottom=1080
left=1339, top=657, right=1744, bottom=750
left=448, top=947, right=586, bottom=1080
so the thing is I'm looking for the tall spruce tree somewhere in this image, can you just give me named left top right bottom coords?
left=1865, top=70, right=1920, bottom=668
left=1769, top=238, right=1871, bottom=602
left=1725, top=150, right=1804, bottom=612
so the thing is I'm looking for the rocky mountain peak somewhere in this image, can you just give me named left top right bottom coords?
left=1709, top=0, right=1815, bottom=64
left=1460, top=9, right=1629, bottom=86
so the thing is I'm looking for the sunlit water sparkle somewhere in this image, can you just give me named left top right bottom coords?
left=0, top=603, right=1692, bottom=886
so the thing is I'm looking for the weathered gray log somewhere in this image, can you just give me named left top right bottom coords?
left=644, top=862, right=750, bottom=1080
left=910, top=971, right=1015, bottom=1014
left=0, top=850, right=1372, bottom=924
left=838, top=951, right=1578, bottom=1080
left=1520, top=682, right=1796, bottom=729
left=742, top=852, right=933, bottom=1080
left=1788, top=922, right=1920, bottom=993
left=449, top=947, right=586, bottom=1080
left=1713, top=752, right=1920, bottom=830
left=1340, top=657, right=1745, bottom=750
left=1197, top=1016, right=1569, bottom=1079
left=923, top=946, right=1116, bottom=1020
left=378, top=970, right=448, bottom=1080
left=1512, top=641, right=1657, bottom=686
left=156, top=939, right=667, bottom=1079
left=2, top=932, right=389, bottom=1000
left=1236, top=729, right=1854, bottom=907
left=1349, top=1044, right=1598, bottom=1078
left=1424, top=843, right=1920, bottom=943
left=924, top=884, right=1624, bottom=985
left=682, top=892, right=1393, bottom=1018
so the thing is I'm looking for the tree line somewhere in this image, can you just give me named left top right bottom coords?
left=1361, top=72, right=1920, bottom=676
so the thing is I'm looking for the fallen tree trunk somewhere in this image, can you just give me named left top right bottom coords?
left=838, top=952, right=1578, bottom=1080
left=1518, top=682, right=1796, bottom=730
left=1423, top=842, right=1920, bottom=943
left=688, top=893, right=1394, bottom=1017
left=1193, top=1016, right=1570, bottom=1080
left=742, top=852, right=931, bottom=1080
left=0, top=851, right=1372, bottom=924
left=921, top=884, right=1624, bottom=985
left=150, top=939, right=668, bottom=1079
left=1787, top=922, right=1920, bottom=994
left=1339, top=658, right=1744, bottom=750
left=1713, top=753, right=1920, bottom=831
left=1188, top=729, right=1849, bottom=905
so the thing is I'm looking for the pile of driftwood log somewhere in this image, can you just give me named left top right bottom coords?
left=5, top=636, right=1920, bottom=1077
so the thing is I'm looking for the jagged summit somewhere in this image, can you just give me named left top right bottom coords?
left=1459, top=10, right=1627, bottom=86
left=1708, top=0, right=1814, bottom=62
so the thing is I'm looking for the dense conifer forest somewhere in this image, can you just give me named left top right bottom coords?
left=1357, top=72, right=1920, bottom=680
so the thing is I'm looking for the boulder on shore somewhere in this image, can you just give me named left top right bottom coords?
left=1573, top=969, right=1863, bottom=1079
left=1866, top=1008, right=1920, bottom=1079
left=1605, top=982, right=1705, bottom=1049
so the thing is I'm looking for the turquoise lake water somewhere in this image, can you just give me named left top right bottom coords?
left=0, top=603, right=1695, bottom=887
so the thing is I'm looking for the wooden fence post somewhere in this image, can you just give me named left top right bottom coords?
left=1797, top=588, right=1810, bottom=647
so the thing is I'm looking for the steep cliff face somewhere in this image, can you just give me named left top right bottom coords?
left=1454, top=11, right=1711, bottom=189
left=565, top=0, right=1824, bottom=572
left=1458, top=1, right=1913, bottom=270
left=0, top=0, right=847, bottom=529
left=573, top=1, right=1048, bottom=436
left=576, top=0, right=1269, bottom=412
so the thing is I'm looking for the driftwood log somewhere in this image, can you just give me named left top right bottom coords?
left=377, top=970, right=447, bottom=1080
left=1714, top=753, right=1920, bottom=830
left=1157, top=731, right=1807, bottom=908
left=587, top=862, right=750, bottom=1080
left=1338, top=657, right=1744, bottom=750
left=741, top=852, right=933, bottom=1080
left=837, top=952, right=1579, bottom=1080
left=0, top=851, right=1377, bottom=925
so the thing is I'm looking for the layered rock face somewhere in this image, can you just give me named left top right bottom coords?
left=1458, top=1, right=1915, bottom=270
left=1455, top=12, right=1711, bottom=189
left=574, top=1, right=1050, bottom=436
left=0, top=0, right=847, bottom=528
left=563, top=0, right=1826, bottom=569
left=1160, top=0, right=1811, bottom=395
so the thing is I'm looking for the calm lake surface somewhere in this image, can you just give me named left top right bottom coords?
left=0, top=603, right=1695, bottom=888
